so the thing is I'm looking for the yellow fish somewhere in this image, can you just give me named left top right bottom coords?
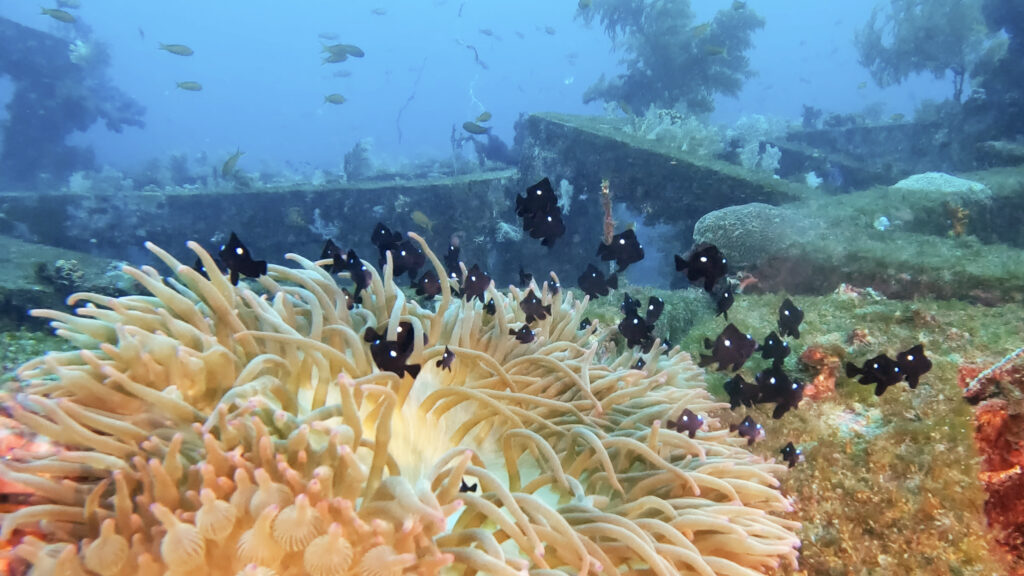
left=159, top=43, right=194, bottom=56
left=411, top=210, right=434, bottom=233
left=691, top=22, right=711, bottom=37
left=322, top=43, right=365, bottom=58
left=857, top=81, right=868, bottom=90
left=40, top=8, right=75, bottom=23
left=322, top=53, right=348, bottom=64
left=475, top=111, right=492, bottom=123
left=176, top=81, right=202, bottom=91
left=462, top=121, right=489, bottom=135
left=222, top=149, right=244, bottom=177
left=324, top=93, right=347, bottom=104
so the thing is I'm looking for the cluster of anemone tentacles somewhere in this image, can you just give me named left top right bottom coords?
left=0, top=233, right=799, bottom=576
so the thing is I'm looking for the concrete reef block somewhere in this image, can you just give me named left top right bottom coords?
left=0, top=235, right=130, bottom=328
left=519, top=112, right=808, bottom=237
left=694, top=198, right=1024, bottom=304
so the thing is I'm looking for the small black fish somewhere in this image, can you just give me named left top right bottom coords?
left=758, top=331, right=791, bottom=369
left=645, top=296, right=665, bottom=324
left=845, top=353, right=903, bottom=396
left=371, top=222, right=403, bottom=251
left=340, top=287, right=355, bottom=310
left=723, top=374, right=759, bottom=409
left=515, top=177, right=558, bottom=218
left=674, top=243, right=728, bottom=293
left=698, top=323, right=756, bottom=372
left=632, top=357, right=646, bottom=370
left=621, top=292, right=640, bottom=316
left=755, top=366, right=804, bottom=419
left=343, top=249, right=372, bottom=302
left=519, top=289, right=551, bottom=324
left=462, top=264, right=491, bottom=303
left=596, top=228, right=645, bottom=273
left=713, top=281, right=736, bottom=320
left=365, top=323, right=420, bottom=379
left=579, top=318, right=592, bottom=331
left=192, top=255, right=222, bottom=280
left=388, top=239, right=426, bottom=280
left=618, top=311, right=655, bottom=350
left=415, top=270, right=441, bottom=299
left=364, top=321, right=418, bottom=356
left=522, top=208, right=566, bottom=248
left=666, top=408, right=703, bottom=438
left=218, top=232, right=268, bottom=286
left=518, top=267, right=533, bottom=288
left=436, top=346, right=455, bottom=372
left=778, top=298, right=804, bottom=339
left=444, top=244, right=461, bottom=280
left=484, top=298, right=496, bottom=316
left=320, top=239, right=344, bottom=274
left=459, top=478, right=478, bottom=493
left=896, top=343, right=931, bottom=389
left=578, top=263, right=618, bottom=300
left=731, top=415, right=764, bottom=446
left=780, top=441, right=801, bottom=468
left=509, top=324, right=535, bottom=344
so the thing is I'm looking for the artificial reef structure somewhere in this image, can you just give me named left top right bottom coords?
left=0, top=16, right=144, bottom=188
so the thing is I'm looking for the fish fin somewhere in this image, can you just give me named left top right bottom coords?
left=698, top=354, right=713, bottom=367
left=607, top=273, right=618, bottom=290
left=844, top=362, right=860, bottom=378
left=674, top=254, right=688, bottom=270
left=229, top=269, right=240, bottom=286
left=405, top=364, right=421, bottom=379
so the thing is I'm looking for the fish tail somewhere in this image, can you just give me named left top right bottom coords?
left=844, top=362, right=860, bottom=378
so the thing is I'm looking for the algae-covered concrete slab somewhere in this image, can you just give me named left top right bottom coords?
left=0, top=169, right=518, bottom=267
left=0, top=235, right=131, bottom=328
left=519, top=112, right=809, bottom=229
left=693, top=187, right=1024, bottom=303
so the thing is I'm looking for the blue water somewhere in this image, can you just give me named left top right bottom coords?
left=0, top=1, right=950, bottom=177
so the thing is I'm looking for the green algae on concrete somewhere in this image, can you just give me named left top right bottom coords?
left=670, top=291, right=1020, bottom=575
left=518, top=112, right=809, bottom=229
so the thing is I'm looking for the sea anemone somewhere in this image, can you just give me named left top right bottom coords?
left=0, top=233, right=799, bottom=574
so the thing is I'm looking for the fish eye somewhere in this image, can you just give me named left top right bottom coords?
left=872, top=362, right=878, bottom=369
left=632, top=318, right=639, bottom=325
left=235, top=247, right=244, bottom=255
left=791, top=383, right=798, bottom=389
left=769, top=377, right=776, bottom=384
left=389, top=350, right=397, bottom=358
left=724, top=338, right=732, bottom=347
left=546, top=216, right=552, bottom=222
left=400, top=250, right=407, bottom=256
left=619, top=238, right=626, bottom=244
left=699, top=256, right=708, bottom=263
left=535, top=189, right=542, bottom=195
left=784, top=310, right=790, bottom=316
left=907, top=354, right=914, bottom=360
left=470, top=275, right=476, bottom=281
